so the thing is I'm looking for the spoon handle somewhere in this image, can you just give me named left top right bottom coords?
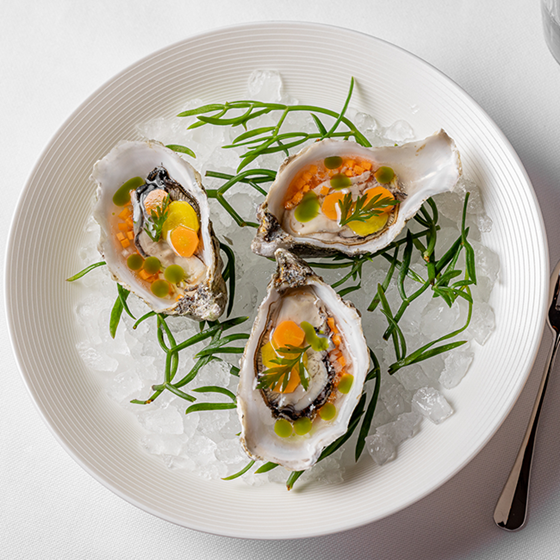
left=493, top=331, right=560, bottom=531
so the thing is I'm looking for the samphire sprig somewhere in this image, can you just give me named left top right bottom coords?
left=69, top=78, right=480, bottom=491
left=186, top=78, right=369, bottom=229
left=178, top=77, right=370, bottom=173
left=205, top=169, right=277, bottom=228
left=307, top=194, right=477, bottom=374
left=67, top=246, right=248, bottom=410
left=129, top=313, right=248, bottom=411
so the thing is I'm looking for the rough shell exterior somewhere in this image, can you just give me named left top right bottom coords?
left=236, top=249, right=369, bottom=471
left=251, top=130, right=462, bottom=258
left=92, top=141, right=227, bottom=321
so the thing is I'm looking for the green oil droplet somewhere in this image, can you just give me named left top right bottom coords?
left=338, top=373, right=354, bottom=394
left=294, top=191, right=320, bottom=223
left=164, top=264, right=185, bottom=284
left=374, top=166, right=395, bottom=184
left=112, top=176, right=144, bottom=206
left=324, top=156, right=343, bottom=169
left=126, top=253, right=143, bottom=271
left=319, top=403, right=336, bottom=421
left=330, top=173, right=352, bottom=190
left=143, top=256, right=161, bottom=275
left=294, top=417, right=312, bottom=435
left=151, top=279, right=170, bottom=298
left=274, top=419, right=293, bottom=438
left=301, top=321, right=329, bottom=352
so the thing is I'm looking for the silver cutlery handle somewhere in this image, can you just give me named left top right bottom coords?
left=493, top=331, right=560, bottom=531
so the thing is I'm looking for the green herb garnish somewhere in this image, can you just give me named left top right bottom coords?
left=143, top=197, right=170, bottom=242
left=257, top=344, right=311, bottom=392
left=338, top=192, right=399, bottom=227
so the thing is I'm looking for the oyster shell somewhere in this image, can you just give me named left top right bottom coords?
left=252, top=130, right=461, bottom=257
left=237, top=249, right=369, bottom=471
left=92, top=141, right=226, bottom=321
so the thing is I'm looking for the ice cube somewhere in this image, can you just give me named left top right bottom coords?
left=215, top=438, right=247, bottom=465
left=162, top=454, right=196, bottom=471
left=411, top=387, right=453, bottom=424
left=420, top=298, right=461, bottom=339
left=106, top=370, right=142, bottom=402
left=181, top=410, right=200, bottom=439
left=137, top=406, right=184, bottom=435
left=365, top=432, right=396, bottom=466
left=471, top=240, right=500, bottom=284
left=76, top=341, right=119, bottom=372
left=141, top=434, right=184, bottom=456
left=468, top=301, right=495, bottom=345
left=367, top=411, right=422, bottom=466
left=380, top=376, right=412, bottom=416
left=440, top=347, right=474, bottom=389
left=384, top=120, right=415, bottom=143
left=247, top=70, right=283, bottom=102
left=394, top=363, right=436, bottom=391
left=433, top=191, right=464, bottom=223
left=183, top=435, right=218, bottom=467
left=194, top=359, right=232, bottom=389
left=378, top=411, right=422, bottom=443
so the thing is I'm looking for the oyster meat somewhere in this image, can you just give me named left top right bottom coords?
left=252, top=130, right=461, bottom=257
left=237, top=249, right=369, bottom=471
left=92, top=141, right=227, bottom=321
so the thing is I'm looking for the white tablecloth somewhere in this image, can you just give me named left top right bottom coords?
left=2, top=1, right=560, bottom=558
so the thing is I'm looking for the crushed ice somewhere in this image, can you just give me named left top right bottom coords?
left=73, top=70, right=499, bottom=484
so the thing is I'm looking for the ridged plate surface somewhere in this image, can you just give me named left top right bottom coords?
left=5, top=22, right=548, bottom=539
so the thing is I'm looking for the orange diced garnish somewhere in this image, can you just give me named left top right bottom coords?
left=302, top=184, right=310, bottom=193
left=118, top=207, right=131, bottom=220
left=309, top=165, right=318, bottom=175
left=320, top=186, right=330, bottom=196
left=345, top=169, right=353, bottom=177
left=332, top=334, right=341, bottom=347
left=120, top=239, right=130, bottom=248
left=116, top=232, right=125, bottom=241
left=285, top=191, right=304, bottom=209
left=361, top=160, right=372, bottom=171
left=354, top=165, right=364, bottom=175
left=337, top=354, right=347, bottom=367
left=302, top=171, right=312, bottom=182
left=327, top=317, right=338, bottom=334
left=127, top=231, right=134, bottom=240
left=169, top=225, right=199, bottom=258
left=321, top=192, right=345, bottom=221
left=345, top=159, right=355, bottom=168
left=139, top=269, right=151, bottom=281
left=126, top=217, right=134, bottom=227
left=118, top=223, right=128, bottom=231
left=272, top=320, right=306, bottom=349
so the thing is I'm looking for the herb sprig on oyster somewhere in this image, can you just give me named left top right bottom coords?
left=92, top=141, right=227, bottom=321
left=70, top=76, right=486, bottom=490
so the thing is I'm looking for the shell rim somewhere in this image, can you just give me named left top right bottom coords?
left=4, top=20, right=549, bottom=540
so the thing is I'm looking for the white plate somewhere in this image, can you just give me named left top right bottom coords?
left=5, top=22, right=548, bottom=539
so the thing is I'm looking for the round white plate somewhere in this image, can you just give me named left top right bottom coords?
left=5, top=22, right=548, bottom=539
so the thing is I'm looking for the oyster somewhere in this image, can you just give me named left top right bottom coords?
left=252, top=130, right=461, bottom=257
left=92, top=141, right=226, bottom=321
left=237, top=249, right=369, bottom=471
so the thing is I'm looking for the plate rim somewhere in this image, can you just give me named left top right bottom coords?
left=5, top=20, right=550, bottom=539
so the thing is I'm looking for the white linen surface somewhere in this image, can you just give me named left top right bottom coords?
left=2, top=1, right=560, bottom=558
